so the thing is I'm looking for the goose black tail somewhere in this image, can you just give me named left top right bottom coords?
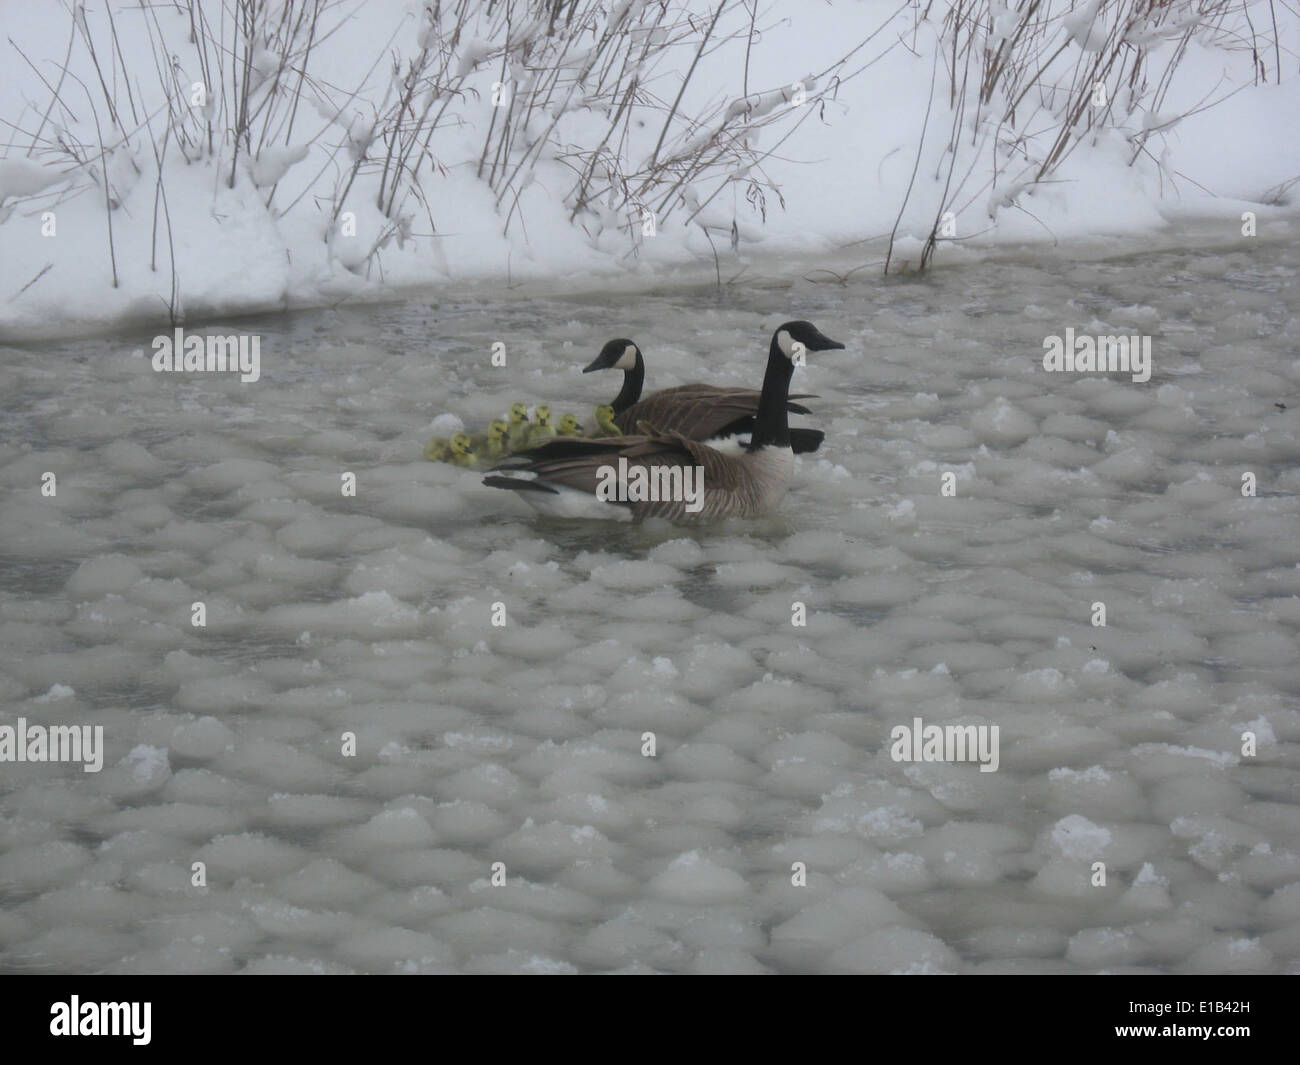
left=482, top=475, right=559, bottom=494
left=790, top=428, right=825, bottom=454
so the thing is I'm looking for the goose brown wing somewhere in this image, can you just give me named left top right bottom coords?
left=488, top=436, right=636, bottom=494
left=622, top=424, right=730, bottom=469
left=620, top=425, right=764, bottom=520
left=489, top=429, right=752, bottom=520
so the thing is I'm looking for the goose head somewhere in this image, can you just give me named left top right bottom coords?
left=583, top=339, right=642, bottom=374
left=772, top=320, right=845, bottom=363
left=583, top=339, right=645, bottom=414
left=747, top=321, right=845, bottom=451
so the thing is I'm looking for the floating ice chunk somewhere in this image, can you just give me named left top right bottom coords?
left=241, top=956, right=356, bottom=975
left=887, top=499, right=915, bottom=522
left=0, top=841, right=90, bottom=893
left=829, top=927, right=961, bottom=974
left=465, top=950, right=580, bottom=975
left=824, top=804, right=922, bottom=843
left=124, top=745, right=170, bottom=786
left=1185, top=936, right=1273, bottom=974
left=648, top=538, right=703, bottom=566
left=1007, top=667, right=1077, bottom=702
left=66, top=556, right=145, bottom=598
left=1137, top=743, right=1238, bottom=768
left=648, top=851, right=748, bottom=904
left=650, top=656, right=678, bottom=678
left=265, top=794, right=373, bottom=833
left=771, top=886, right=917, bottom=966
left=1066, top=926, right=1146, bottom=967
left=1239, top=716, right=1276, bottom=745
left=713, top=560, right=800, bottom=586
left=589, top=560, right=680, bottom=590
left=351, top=807, right=437, bottom=851
left=429, top=412, right=465, bottom=434
left=263, top=591, right=422, bottom=637
left=337, top=927, right=455, bottom=971
left=1119, top=862, right=1173, bottom=911
left=1051, top=814, right=1111, bottom=858
left=971, top=397, right=1036, bottom=444
left=169, top=716, right=235, bottom=760
left=196, top=833, right=307, bottom=881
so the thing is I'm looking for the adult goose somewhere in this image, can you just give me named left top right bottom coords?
left=484, top=321, right=844, bottom=521
left=582, top=338, right=825, bottom=454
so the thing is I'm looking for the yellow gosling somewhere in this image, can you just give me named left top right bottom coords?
left=525, top=404, right=556, bottom=448
left=593, top=404, right=622, bottom=437
left=505, top=402, right=532, bottom=453
left=447, top=432, right=478, bottom=468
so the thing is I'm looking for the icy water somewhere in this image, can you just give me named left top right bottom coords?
left=1, top=235, right=1298, bottom=974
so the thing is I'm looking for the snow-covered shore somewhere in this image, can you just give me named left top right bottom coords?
left=1, top=0, right=1297, bottom=342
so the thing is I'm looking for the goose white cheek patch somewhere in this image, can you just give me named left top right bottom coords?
left=615, top=345, right=638, bottom=370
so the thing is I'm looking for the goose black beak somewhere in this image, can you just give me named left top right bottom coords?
left=582, top=355, right=605, bottom=373
left=813, top=332, right=846, bottom=351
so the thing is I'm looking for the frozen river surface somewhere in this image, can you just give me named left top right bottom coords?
left=1, top=236, right=1298, bottom=973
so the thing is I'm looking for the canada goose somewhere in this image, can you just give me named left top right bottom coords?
left=424, top=437, right=450, bottom=462
left=556, top=413, right=584, bottom=437
left=592, top=404, right=622, bottom=437
left=582, top=338, right=824, bottom=454
left=469, top=419, right=510, bottom=460
left=447, top=432, right=478, bottom=468
left=485, top=321, right=845, bottom=521
left=524, top=404, right=557, bottom=448
left=505, top=403, right=532, bottom=452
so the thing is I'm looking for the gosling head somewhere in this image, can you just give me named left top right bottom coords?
left=488, top=419, right=509, bottom=443
left=533, top=404, right=552, bottom=428
left=449, top=432, right=473, bottom=457
left=508, top=402, right=529, bottom=424
left=556, top=413, right=583, bottom=436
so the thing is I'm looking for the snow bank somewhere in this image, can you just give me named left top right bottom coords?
left=0, top=0, right=1296, bottom=340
